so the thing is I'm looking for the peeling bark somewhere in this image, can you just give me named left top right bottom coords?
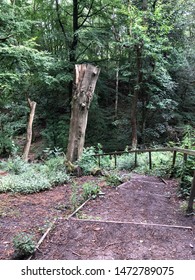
left=66, top=64, right=100, bottom=163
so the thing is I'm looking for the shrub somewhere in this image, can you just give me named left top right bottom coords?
left=77, top=146, right=98, bottom=174
left=48, top=171, right=70, bottom=186
left=45, top=156, right=65, bottom=170
left=0, top=156, right=70, bottom=194
left=134, top=151, right=173, bottom=177
left=105, top=171, right=122, bottom=187
left=117, top=153, right=135, bottom=170
left=13, top=232, right=36, bottom=258
left=42, top=147, right=64, bottom=159
left=0, top=171, right=52, bottom=193
left=0, top=156, right=30, bottom=174
left=82, top=182, right=100, bottom=200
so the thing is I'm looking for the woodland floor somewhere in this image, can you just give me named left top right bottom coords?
left=0, top=173, right=194, bottom=260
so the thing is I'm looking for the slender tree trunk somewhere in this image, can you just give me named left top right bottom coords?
left=115, top=66, right=119, bottom=120
left=23, top=98, right=36, bottom=161
left=66, top=64, right=100, bottom=163
left=131, top=45, right=142, bottom=149
left=130, top=0, right=147, bottom=149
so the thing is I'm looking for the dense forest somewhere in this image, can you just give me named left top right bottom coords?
left=0, top=0, right=195, bottom=157
left=1, top=1, right=195, bottom=260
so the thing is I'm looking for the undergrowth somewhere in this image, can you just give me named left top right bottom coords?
left=78, top=142, right=194, bottom=199
left=13, top=232, right=36, bottom=258
left=0, top=156, right=70, bottom=194
left=70, top=182, right=101, bottom=211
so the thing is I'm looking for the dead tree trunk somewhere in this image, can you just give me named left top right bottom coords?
left=22, top=98, right=36, bottom=161
left=66, top=64, right=100, bottom=163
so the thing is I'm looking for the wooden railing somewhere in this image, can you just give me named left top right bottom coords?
left=92, top=147, right=195, bottom=214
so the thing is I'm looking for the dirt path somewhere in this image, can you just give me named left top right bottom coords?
left=0, top=174, right=194, bottom=260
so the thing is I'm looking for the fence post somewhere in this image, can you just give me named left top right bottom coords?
left=98, top=155, right=101, bottom=167
left=114, top=153, right=117, bottom=168
left=134, top=152, right=138, bottom=167
left=172, top=150, right=177, bottom=168
left=183, top=145, right=188, bottom=164
left=149, top=151, right=152, bottom=169
left=186, top=170, right=195, bottom=214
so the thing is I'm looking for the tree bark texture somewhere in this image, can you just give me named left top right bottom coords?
left=66, top=64, right=100, bottom=163
left=23, top=98, right=36, bottom=161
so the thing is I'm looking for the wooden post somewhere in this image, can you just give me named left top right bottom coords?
left=149, top=151, right=152, bottom=169
left=183, top=153, right=188, bottom=164
left=114, top=154, right=117, bottom=168
left=98, top=155, right=100, bottom=167
left=134, top=152, right=138, bottom=167
left=170, top=150, right=177, bottom=177
left=183, top=145, right=188, bottom=164
left=186, top=170, right=195, bottom=214
left=172, top=150, right=177, bottom=168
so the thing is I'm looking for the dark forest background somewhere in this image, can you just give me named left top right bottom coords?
left=0, top=0, right=195, bottom=157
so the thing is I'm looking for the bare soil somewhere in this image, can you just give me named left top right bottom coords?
left=0, top=173, right=194, bottom=260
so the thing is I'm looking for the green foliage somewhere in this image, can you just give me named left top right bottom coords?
left=0, top=171, right=52, bottom=194
left=172, top=154, right=194, bottom=198
left=180, top=125, right=195, bottom=149
left=77, top=146, right=98, bottom=174
left=134, top=152, right=174, bottom=178
left=43, top=148, right=64, bottom=160
left=0, top=156, right=29, bottom=174
left=0, top=0, right=195, bottom=159
left=0, top=109, right=25, bottom=156
left=41, top=116, right=70, bottom=151
left=117, top=153, right=135, bottom=170
left=171, top=127, right=195, bottom=197
left=70, top=181, right=100, bottom=211
left=13, top=232, right=36, bottom=258
left=0, top=156, right=70, bottom=194
left=104, top=171, right=122, bottom=187
left=70, top=183, right=80, bottom=211
left=82, top=182, right=100, bottom=200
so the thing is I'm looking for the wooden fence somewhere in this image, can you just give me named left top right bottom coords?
left=93, top=147, right=195, bottom=214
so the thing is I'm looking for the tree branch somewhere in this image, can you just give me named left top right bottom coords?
left=78, top=0, right=94, bottom=29
left=78, top=2, right=110, bottom=29
left=76, top=42, right=92, bottom=61
left=55, top=0, right=70, bottom=47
